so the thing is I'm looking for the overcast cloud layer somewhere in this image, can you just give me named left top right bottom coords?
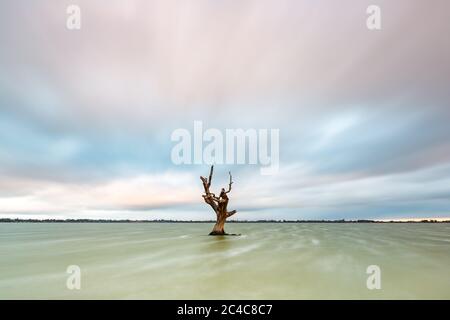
left=1, top=0, right=450, bottom=220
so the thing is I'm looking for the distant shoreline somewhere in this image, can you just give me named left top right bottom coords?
left=0, top=218, right=448, bottom=223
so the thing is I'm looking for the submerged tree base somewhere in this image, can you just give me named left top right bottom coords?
left=208, top=231, right=241, bottom=236
left=209, top=230, right=225, bottom=236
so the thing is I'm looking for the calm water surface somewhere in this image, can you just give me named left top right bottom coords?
left=0, top=223, right=449, bottom=299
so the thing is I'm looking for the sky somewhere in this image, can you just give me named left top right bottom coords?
left=0, top=0, right=450, bottom=220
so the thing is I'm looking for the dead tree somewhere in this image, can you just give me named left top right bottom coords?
left=200, top=165, right=237, bottom=235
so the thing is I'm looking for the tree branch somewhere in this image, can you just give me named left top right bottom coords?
left=207, top=165, right=213, bottom=188
left=226, top=171, right=233, bottom=193
left=201, top=166, right=237, bottom=226
left=227, top=210, right=237, bottom=217
left=200, top=165, right=219, bottom=212
left=200, top=165, right=214, bottom=195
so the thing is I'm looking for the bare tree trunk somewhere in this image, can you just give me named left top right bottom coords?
left=200, top=166, right=237, bottom=235
left=210, top=215, right=226, bottom=235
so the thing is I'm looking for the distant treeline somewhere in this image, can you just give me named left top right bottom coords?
left=0, top=218, right=448, bottom=223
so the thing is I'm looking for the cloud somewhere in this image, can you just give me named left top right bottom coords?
left=0, top=171, right=199, bottom=218
left=1, top=162, right=449, bottom=220
left=0, top=0, right=450, bottom=219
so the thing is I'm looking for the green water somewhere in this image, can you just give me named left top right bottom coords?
left=0, top=223, right=449, bottom=299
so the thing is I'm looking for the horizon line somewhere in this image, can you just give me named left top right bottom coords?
left=1, top=218, right=449, bottom=223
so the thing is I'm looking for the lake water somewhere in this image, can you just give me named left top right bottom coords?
left=0, top=223, right=449, bottom=299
